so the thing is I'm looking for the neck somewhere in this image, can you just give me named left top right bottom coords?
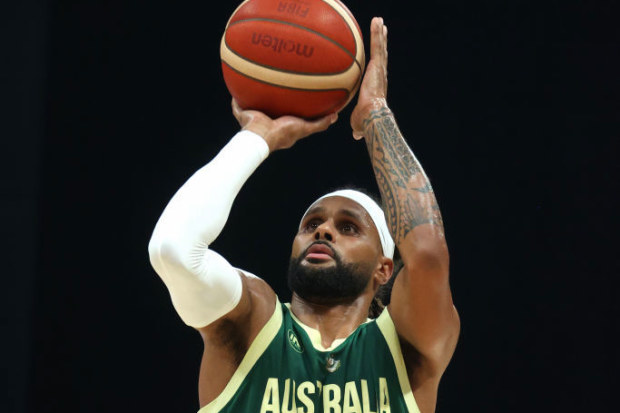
left=289, top=292, right=373, bottom=349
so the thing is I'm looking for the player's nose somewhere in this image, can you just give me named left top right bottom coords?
left=313, top=220, right=334, bottom=242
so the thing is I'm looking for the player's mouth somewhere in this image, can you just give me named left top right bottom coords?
left=304, top=242, right=335, bottom=262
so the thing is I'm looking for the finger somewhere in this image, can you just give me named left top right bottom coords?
left=379, top=22, right=387, bottom=62
left=383, top=24, right=388, bottom=59
left=383, top=25, right=388, bottom=51
left=383, top=24, right=389, bottom=89
left=369, top=17, right=384, bottom=60
left=231, top=98, right=242, bottom=122
left=304, top=113, right=338, bottom=135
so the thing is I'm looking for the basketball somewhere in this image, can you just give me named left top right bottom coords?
left=220, top=0, right=365, bottom=119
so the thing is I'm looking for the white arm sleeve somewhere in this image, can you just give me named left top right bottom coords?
left=148, top=130, right=269, bottom=328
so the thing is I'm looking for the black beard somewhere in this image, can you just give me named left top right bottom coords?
left=287, top=243, right=373, bottom=304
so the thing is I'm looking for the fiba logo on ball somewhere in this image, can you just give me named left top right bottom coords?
left=277, top=1, right=311, bottom=18
left=220, top=0, right=365, bottom=119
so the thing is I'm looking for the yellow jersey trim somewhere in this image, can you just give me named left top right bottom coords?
left=285, top=303, right=373, bottom=352
left=198, top=298, right=283, bottom=413
left=376, top=308, right=421, bottom=413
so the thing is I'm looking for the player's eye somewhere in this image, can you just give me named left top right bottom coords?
left=303, top=219, right=321, bottom=232
left=340, top=222, right=359, bottom=234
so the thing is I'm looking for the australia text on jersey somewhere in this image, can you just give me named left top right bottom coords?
left=260, top=377, right=392, bottom=413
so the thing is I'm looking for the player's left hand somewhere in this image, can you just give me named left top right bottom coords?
left=350, top=17, right=389, bottom=140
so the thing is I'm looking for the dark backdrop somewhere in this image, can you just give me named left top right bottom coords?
left=6, top=1, right=618, bottom=412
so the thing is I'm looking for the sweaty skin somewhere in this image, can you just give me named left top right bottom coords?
left=197, top=18, right=459, bottom=413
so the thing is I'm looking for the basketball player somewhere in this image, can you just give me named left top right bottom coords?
left=149, top=17, right=459, bottom=413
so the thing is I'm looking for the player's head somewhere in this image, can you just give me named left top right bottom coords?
left=288, top=188, right=395, bottom=307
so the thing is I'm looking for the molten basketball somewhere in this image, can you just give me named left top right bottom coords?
left=220, top=0, right=365, bottom=119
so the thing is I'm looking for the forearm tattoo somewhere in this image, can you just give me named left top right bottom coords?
left=363, top=108, right=444, bottom=244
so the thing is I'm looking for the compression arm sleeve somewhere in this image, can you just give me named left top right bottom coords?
left=148, top=130, right=269, bottom=328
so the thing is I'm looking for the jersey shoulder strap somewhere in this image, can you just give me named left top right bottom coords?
left=199, top=298, right=283, bottom=413
left=376, top=308, right=421, bottom=413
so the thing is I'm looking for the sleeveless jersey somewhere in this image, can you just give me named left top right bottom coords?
left=199, top=300, right=421, bottom=413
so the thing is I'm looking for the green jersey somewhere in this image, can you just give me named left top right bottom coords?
left=199, top=300, right=420, bottom=413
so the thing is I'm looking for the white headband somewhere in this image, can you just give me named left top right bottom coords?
left=301, top=189, right=395, bottom=259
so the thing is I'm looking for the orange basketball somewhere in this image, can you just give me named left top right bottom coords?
left=220, top=0, right=365, bottom=119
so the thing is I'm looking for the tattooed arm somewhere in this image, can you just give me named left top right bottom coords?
left=352, top=18, right=460, bottom=388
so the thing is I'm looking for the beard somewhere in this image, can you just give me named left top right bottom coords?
left=287, top=243, right=374, bottom=304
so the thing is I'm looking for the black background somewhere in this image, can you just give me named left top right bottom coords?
left=6, top=0, right=618, bottom=412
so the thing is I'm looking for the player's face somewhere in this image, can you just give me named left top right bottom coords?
left=288, top=197, right=384, bottom=303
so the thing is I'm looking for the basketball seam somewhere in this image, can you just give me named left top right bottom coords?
left=321, top=0, right=362, bottom=63
left=318, top=0, right=365, bottom=109
left=222, top=61, right=350, bottom=93
left=220, top=37, right=362, bottom=91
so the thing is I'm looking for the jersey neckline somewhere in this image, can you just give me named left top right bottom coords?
left=284, top=302, right=375, bottom=352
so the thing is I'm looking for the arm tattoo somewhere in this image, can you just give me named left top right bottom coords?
left=364, top=108, right=444, bottom=244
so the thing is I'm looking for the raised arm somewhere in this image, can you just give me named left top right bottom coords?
left=351, top=18, right=460, bottom=375
left=148, top=101, right=336, bottom=330
left=148, top=128, right=271, bottom=328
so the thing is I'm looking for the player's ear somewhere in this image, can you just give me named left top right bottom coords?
left=375, top=257, right=394, bottom=285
